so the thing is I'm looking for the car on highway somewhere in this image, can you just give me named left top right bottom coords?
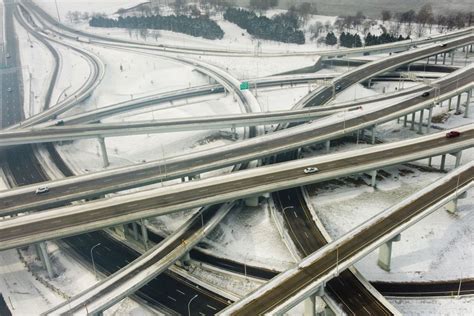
left=446, top=131, right=461, bottom=138
left=7, top=87, right=12, bottom=92
left=335, top=85, right=342, bottom=91
left=35, top=186, right=50, bottom=194
left=304, top=167, right=319, bottom=174
left=438, top=42, right=447, bottom=47
left=421, top=91, right=430, bottom=97
left=55, top=120, right=65, bottom=126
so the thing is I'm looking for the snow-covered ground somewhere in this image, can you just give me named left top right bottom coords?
left=14, top=18, right=53, bottom=117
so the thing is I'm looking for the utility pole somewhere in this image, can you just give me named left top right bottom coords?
left=54, top=0, right=61, bottom=22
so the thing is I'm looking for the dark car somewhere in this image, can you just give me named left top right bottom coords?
left=335, top=85, right=342, bottom=91
left=55, top=120, right=64, bottom=126
left=446, top=131, right=461, bottom=138
left=421, top=92, right=430, bottom=97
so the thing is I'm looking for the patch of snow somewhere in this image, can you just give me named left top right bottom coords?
left=15, top=18, right=53, bottom=117
left=201, top=202, right=296, bottom=271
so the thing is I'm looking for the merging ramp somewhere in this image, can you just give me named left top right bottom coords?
left=0, top=125, right=472, bottom=250
left=45, top=203, right=234, bottom=316
left=220, top=162, right=474, bottom=315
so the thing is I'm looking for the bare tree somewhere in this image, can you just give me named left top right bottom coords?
left=309, top=21, right=323, bottom=40
left=416, top=4, right=433, bottom=27
left=381, top=10, right=391, bottom=23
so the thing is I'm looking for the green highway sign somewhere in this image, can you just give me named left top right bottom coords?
left=240, top=81, right=249, bottom=90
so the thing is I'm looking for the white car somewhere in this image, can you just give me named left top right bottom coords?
left=35, top=186, right=50, bottom=194
left=304, top=167, right=319, bottom=174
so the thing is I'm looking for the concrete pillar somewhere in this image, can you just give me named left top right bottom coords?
left=410, top=112, right=415, bottom=130
left=98, top=137, right=109, bottom=168
left=465, top=90, right=471, bottom=118
left=325, top=140, right=330, bottom=153
left=39, top=242, right=54, bottom=279
left=448, top=97, right=452, bottom=110
left=403, top=115, right=408, bottom=127
left=370, top=170, right=377, bottom=187
left=442, top=52, right=446, bottom=65
left=377, top=234, right=401, bottom=271
left=440, top=154, right=446, bottom=172
left=428, top=157, right=432, bottom=167
left=245, top=196, right=259, bottom=207
left=181, top=252, right=191, bottom=267
left=132, top=222, right=139, bottom=240
left=426, top=106, right=433, bottom=134
left=140, top=219, right=149, bottom=250
left=443, top=199, right=458, bottom=214
left=371, top=126, right=376, bottom=144
left=455, top=151, right=462, bottom=168
left=303, top=287, right=326, bottom=316
left=456, top=94, right=462, bottom=114
left=356, top=130, right=360, bottom=144
left=451, top=50, right=455, bottom=65
left=418, top=109, right=424, bottom=134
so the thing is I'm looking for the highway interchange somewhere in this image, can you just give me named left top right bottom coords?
left=0, top=0, right=473, bottom=315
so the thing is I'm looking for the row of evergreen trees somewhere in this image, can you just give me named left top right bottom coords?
left=365, top=32, right=410, bottom=46
left=89, top=15, right=224, bottom=40
left=339, top=32, right=362, bottom=48
left=325, top=31, right=410, bottom=47
left=223, top=8, right=305, bottom=44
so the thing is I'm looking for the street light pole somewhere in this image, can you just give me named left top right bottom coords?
left=187, top=294, right=198, bottom=316
left=90, top=243, right=101, bottom=280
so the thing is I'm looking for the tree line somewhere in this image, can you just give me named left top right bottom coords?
left=89, top=14, right=224, bottom=40
left=325, top=31, right=409, bottom=47
left=223, top=8, right=305, bottom=44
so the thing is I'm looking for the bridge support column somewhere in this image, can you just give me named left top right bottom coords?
left=98, top=137, right=109, bottom=168
left=403, top=115, right=408, bottom=127
left=448, top=97, right=452, bottom=110
left=132, top=222, right=139, bottom=240
left=377, top=234, right=401, bottom=271
left=456, top=94, right=462, bottom=114
left=454, top=151, right=462, bottom=168
left=434, top=54, right=438, bottom=64
left=39, top=242, right=54, bottom=279
left=451, top=50, right=455, bottom=65
left=410, top=112, right=415, bottom=130
left=181, top=252, right=191, bottom=268
left=464, top=90, right=471, bottom=118
left=426, top=106, right=433, bottom=134
left=140, top=219, right=149, bottom=250
left=442, top=52, right=447, bottom=65
left=370, top=170, right=377, bottom=187
left=231, top=125, right=237, bottom=140
left=325, top=140, right=330, bottom=153
left=440, top=154, right=446, bottom=172
left=371, top=126, right=376, bottom=144
left=417, top=109, right=424, bottom=134
left=303, top=286, right=326, bottom=316
left=245, top=196, right=259, bottom=207
left=190, top=174, right=201, bottom=181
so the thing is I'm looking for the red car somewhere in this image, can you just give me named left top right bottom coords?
left=446, top=131, right=461, bottom=138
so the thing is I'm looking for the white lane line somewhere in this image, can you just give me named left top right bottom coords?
left=176, top=289, right=185, bottom=295
left=206, top=305, right=217, bottom=311
left=167, top=296, right=176, bottom=302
